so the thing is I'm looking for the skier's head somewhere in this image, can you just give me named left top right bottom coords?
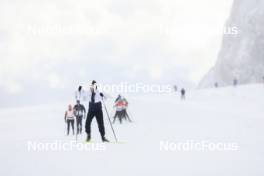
left=76, top=100, right=80, bottom=105
left=92, top=80, right=96, bottom=85
left=78, top=86, right=82, bottom=92
left=90, top=80, right=97, bottom=91
left=68, top=104, right=72, bottom=110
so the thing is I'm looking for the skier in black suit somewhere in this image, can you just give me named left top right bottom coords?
left=85, top=80, right=109, bottom=142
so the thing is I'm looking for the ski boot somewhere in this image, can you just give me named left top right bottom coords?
left=86, top=134, right=91, bottom=142
left=102, top=136, right=110, bottom=143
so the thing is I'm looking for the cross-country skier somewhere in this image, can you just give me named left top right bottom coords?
left=113, top=97, right=124, bottom=124
left=173, top=85, right=178, bottom=92
left=85, top=80, right=109, bottom=142
left=113, top=95, right=132, bottom=123
left=64, top=104, right=75, bottom=135
left=214, top=82, right=218, bottom=88
left=73, top=100, right=86, bottom=134
left=180, top=88, right=186, bottom=100
left=233, top=79, right=238, bottom=87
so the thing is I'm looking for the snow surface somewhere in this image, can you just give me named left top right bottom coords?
left=199, top=0, right=264, bottom=88
left=0, top=84, right=264, bottom=176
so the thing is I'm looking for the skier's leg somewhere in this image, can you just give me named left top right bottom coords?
left=76, top=118, right=78, bottom=134
left=67, top=120, right=70, bottom=135
left=122, top=110, right=127, bottom=121
left=76, top=117, right=79, bottom=134
left=121, top=111, right=124, bottom=123
left=71, top=120, right=75, bottom=135
left=120, top=110, right=124, bottom=121
left=85, top=111, right=94, bottom=137
left=95, top=109, right=105, bottom=138
left=80, top=116, right=83, bottom=134
left=77, top=117, right=81, bottom=134
left=118, top=112, right=122, bottom=124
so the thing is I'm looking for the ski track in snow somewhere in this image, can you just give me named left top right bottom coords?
left=0, top=84, right=264, bottom=176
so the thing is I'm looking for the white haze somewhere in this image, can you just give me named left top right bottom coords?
left=0, top=0, right=233, bottom=107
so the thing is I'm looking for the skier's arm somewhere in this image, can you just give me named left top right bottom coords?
left=82, top=105, right=86, bottom=114
left=84, top=106, right=86, bottom=114
left=100, top=92, right=109, bottom=101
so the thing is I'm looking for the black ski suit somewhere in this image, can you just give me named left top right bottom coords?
left=85, top=90, right=106, bottom=138
left=73, top=104, right=86, bottom=134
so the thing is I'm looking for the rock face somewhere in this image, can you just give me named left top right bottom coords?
left=199, top=0, right=264, bottom=88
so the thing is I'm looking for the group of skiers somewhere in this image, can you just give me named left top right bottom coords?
left=173, top=85, right=186, bottom=100
left=64, top=101, right=86, bottom=136
left=214, top=78, right=241, bottom=88
left=64, top=80, right=131, bottom=142
left=113, top=95, right=132, bottom=124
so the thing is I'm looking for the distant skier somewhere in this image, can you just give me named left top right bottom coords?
left=214, top=82, right=218, bottom=88
left=233, top=79, right=238, bottom=87
left=180, top=88, right=186, bottom=100
left=113, top=95, right=132, bottom=123
left=64, top=104, right=75, bottom=135
left=73, top=100, right=86, bottom=134
left=113, top=96, right=124, bottom=124
left=75, top=85, right=86, bottom=103
left=173, top=85, right=178, bottom=92
left=85, top=80, right=109, bottom=142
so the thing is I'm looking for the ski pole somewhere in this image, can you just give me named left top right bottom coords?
left=127, top=108, right=133, bottom=122
left=102, top=99, right=118, bottom=142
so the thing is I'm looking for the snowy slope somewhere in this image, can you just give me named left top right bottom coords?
left=0, top=84, right=264, bottom=176
left=199, top=0, right=264, bottom=88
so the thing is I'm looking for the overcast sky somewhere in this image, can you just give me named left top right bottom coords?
left=0, top=0, right=234, bottom=107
